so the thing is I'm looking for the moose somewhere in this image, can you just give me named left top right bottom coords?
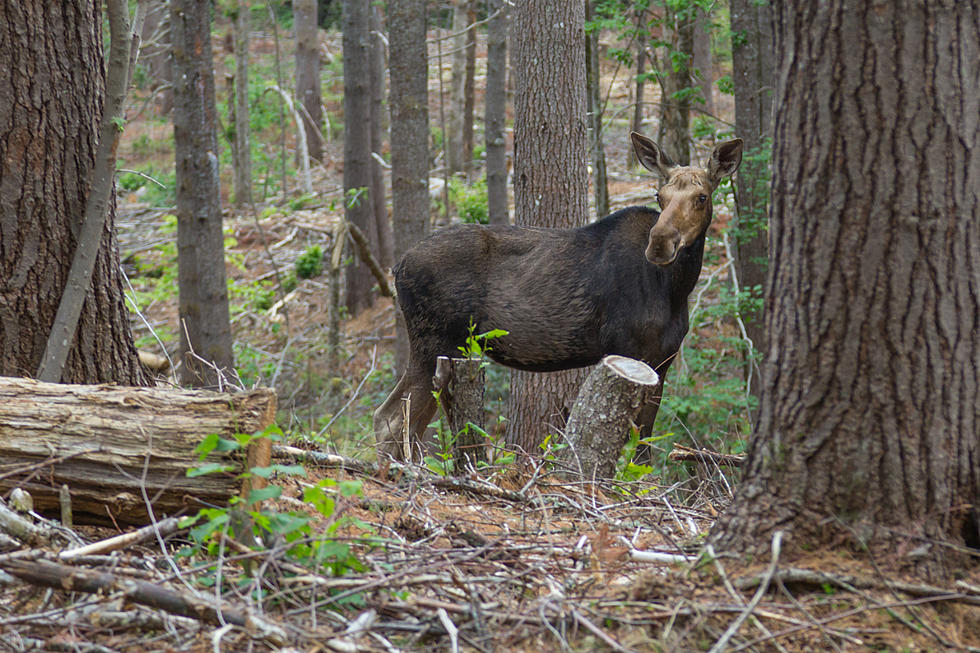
left=374, top=132, right=743, bottom=459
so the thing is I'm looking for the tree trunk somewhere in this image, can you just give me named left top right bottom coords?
left=560, top=356, right=659, bottom=480
left=628, top=7, right=648, bottom=167
left=233, top=0, right=253, bottom=206
left=140, top=0, right=173, bottom=115
left=295, top=0, right=323, bottom=164
left=692, top=6, right=713, bottom=114
left=730, top=0, right=773, bottom=416
left=0, top=377, right=276, bottom=525
left=506, top=0, right=590, bottom=454
left=710, top=0, right=980, bottom=580
left=172, top=0, right=235, bottom=387
left=433, top=357, right=486, bottom=471
left=462, top=0, right=477, bottom=174
left=484, top=0, right=509, bottom=225
left=342, top=0, right=381, bottom=316
left=370, top=5, right=393, bottom=268
left=585, top=0, right=608, bottom=219
left=657, top=7, right=693, bottom=166
left=0, top=1, right=147, bottom=386
left=387, top=0, right=430, bottom=374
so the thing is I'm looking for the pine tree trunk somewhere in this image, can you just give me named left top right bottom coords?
left=387, top=0, right=430, bottom=373
left=585, top=0, right=608, bottom=219
left=710, top=0, right=980, bottom=580
left=295, top=0, right=323, bottom=163
left=447, top=1, right=468, bottom=176
left=484, top=0, right=509, bottom=225
left=369, top=5, right=393, bottom=268
left=506, top=0, right=590, bottom=454
left=730, top=0, right=773, bottom=415
left=342, top=0, right=381, bottom=316
left=172, top=0, right=234, bottom=387
left=657, top=8, right=693, bottom=166
left=0, top=1, right=147, bottom=386
left=233, top=0, right=253, bottom=206
left=692, top=6, right=713, bottom=114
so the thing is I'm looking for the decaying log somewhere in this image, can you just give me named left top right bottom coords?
left=433, top=356, right=486, bottom=471
left=0, top=377, right=276, bottom=525
left=668, top=444, right=745, bottom=468
left=560, top=355, right=660, bottom=480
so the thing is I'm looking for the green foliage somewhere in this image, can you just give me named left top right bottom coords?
left=295, top=244, right=324, bottom=279
left=457, top=319, right=508, bottom=361
left=185, top=425, right=369, bottom=581
left=449, top=177, right=489, bottom=224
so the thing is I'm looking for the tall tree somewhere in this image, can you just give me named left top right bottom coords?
left=485, top=0, right=509, bottom=225
left=447, top=0, right=477, bottom=176
left=0, top=1, right=147, bottom=385
left=295, top=0, right=323, bottom=163
left=585, top=0, right=609, bottom=218
left=369, top=5, right=393, bottom=268
left=729, top=0, right=773, bottom=410
left=657, top=3, right=694, bottom=165
left=710, top=1, right=980, bottom=580
left=692, top=4, right=713, bottom=114
left=232, top=0, right=253, bottom=206
left=171, top=0, right=234, bottom=386
left=387, top=0, right=430, bottom=372
left=342, top=0, right=382, bottom=315
left=506, top=0, right=590, bottom=453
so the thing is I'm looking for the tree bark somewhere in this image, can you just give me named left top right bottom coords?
left=710, top=0, right=980, bottom=580
left=485, top=0, right=509, bottom=225
left=657, top=6, right=693, bottom=166
left=343, top=0, right=381, bottom=316
left=295, top=0, right=323, bottom=164
left=585, top=0, right=608, bottom=219
left=433, top=357, right=487, bottom=471
left=0, top=377, right=276, bottom=525
left=369, top=5, right=393, bottom=268
left=506, top=0, right=591, bottom=454
left=387, top=0, right=430, bottom=374
left=560, top=356, right=660, bottom=480
left=232, top=0, right=253, bottom=206
left=172, top=0, right=235, bottom=387
left=730, top=0, right=773, bottom=416
left=692, top=6, right=714, bottom=114
left=0, top=1, right=148, bottom=386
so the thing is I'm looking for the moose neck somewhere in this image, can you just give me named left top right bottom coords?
left=667, top=223, right=709, bottom=303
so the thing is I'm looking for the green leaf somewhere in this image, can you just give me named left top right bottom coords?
left=250, top=464, right=307, bottom=479
left=246, top=485, right=282, bottom=504
left=187, top=462, right=236, bottom=478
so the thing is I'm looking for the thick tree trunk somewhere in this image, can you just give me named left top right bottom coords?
left=730, top=0, right=773, bottom=416
left=295, top=0, right=323, bottom=164
left=233, top=0, right=253, bottom=206
left=692, top=6, right=713, bottom=114
left=710, top=0, right=980, bottom=580
left=0, top=1, right=147, bottom=386
left=585, top=0, right=608, bottom=219
left=172, top=0, right=234, bottom=387
left=387, top=0, right=430, bottom=374
left=506, top=0, right=590, bottom=454
left=657, top=8, right=693, bottom=166
left=342, top=0, right=381, bottom=316
left=433, top=357, right=486, bottom=470
left=560, top=356, right=659, bottom=480
left=369, top=5, right=393, bottom=268
left=0, top=377, right=276, bottom=525
left=484, top=0, right=509, bottom=225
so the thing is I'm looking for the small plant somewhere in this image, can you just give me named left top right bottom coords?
left=457, top=319, right=508, bottom=361
left=449, top=177, right=489, bottom=224
left=295, top=244, right=323, bottom=279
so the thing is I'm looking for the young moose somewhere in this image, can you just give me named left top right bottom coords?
left=374, top=133, right=743, bottom=459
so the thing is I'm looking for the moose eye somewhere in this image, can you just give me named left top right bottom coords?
left=655, top=192, right=661, bottom=205
left=697, top=194, right=707, bottom=204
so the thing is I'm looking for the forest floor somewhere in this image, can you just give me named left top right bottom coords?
left=2, top=19, right=979, bottom=653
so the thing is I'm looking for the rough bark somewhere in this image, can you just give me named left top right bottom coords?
left=485, top=0, right=509, bottom=225
left=370, top=5, right=393, bottom=268
left=560, top=356, right=660, bottom=480
left=710, top=0, right=980, bottom=580
left=387, top=0, right=430, bottom=373
left=506, top=0, right=590, bottom=454
left=233, top=0, right=253, bottom=205
left=730, top=0, right=773, bottom=413
left=585, top=0, right=608, bottom=218
left=295, top=0, right=323, bottom=163
left=657, top=7, right=693, bottom=166
left=343, top=0, right=381, bottom=316
left=172, top=0, right=234, bottom=387
left=0, top=377, right=276, bottom=525
left=628, top=7, right=648, bottom=167
left=0, top=1, right=148, bottom=386
left=434, top=357, right=487, bottom=471
left=692, top=6, right=714, bottom=114
left=140, top=0, right=173, bottom=115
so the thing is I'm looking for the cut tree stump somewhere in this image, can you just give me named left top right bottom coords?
left=0, top=377, right=276, bottom=525
left=559, top=355, right=660, bottom=480
left=433, top=356, right=486, bottom=471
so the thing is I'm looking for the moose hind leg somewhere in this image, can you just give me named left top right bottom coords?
left=373, top=364, right=439, bottom=461
left=373, top=372, right=413, bottom=459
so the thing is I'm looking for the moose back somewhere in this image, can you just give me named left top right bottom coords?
left=374, top=132, right=743, bottom=460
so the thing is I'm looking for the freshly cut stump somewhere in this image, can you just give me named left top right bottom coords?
left=560, top=356, right=660, bottom=480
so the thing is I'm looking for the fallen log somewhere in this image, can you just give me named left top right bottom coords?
left=0, top=377, right=276, bottom=525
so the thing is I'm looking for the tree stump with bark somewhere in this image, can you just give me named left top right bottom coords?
left=559, top=356, right=660, bottom=480
left=433, top=356, right=486, bottom=471
left=0, top=377, right=276, bottom=525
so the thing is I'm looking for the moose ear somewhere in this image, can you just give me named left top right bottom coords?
left=707, top=138, right=744, bottom=188
left=630, top=132, right=677, bottom=180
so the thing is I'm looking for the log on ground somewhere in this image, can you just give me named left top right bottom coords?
left=0, top=377, right=276, bottom=525
left=559, top=356, right=659, bottom=480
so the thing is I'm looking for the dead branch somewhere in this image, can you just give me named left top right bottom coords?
left=669, top=443, right=745, bottom=467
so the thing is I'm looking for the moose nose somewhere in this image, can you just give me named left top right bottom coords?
left=646, top=227, right=680, bottom=266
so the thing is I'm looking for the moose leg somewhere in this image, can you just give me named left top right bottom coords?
left=373, top=364, right=439, bottom=461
